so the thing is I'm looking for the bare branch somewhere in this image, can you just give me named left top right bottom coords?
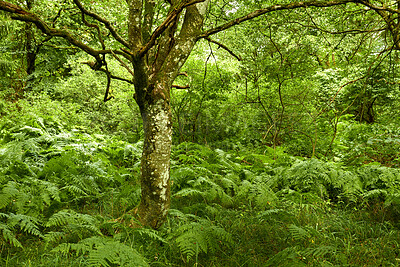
left=111, top=50, right=135, bottom=77
left=79, top=10, right=105, bottom=50
left=177, top=72, right=188, bottom=77
left=72, top=0, right=130, bottom=49
left=204, top=37, right=242, bottom=61
left=355, top=0, right=400, bottom=15
left=82, top=61, right=133, bottom=84
left=172, top=84, right=190, bottom=89
left=199, top=0, right=353, bottom=39
left=0, top=1, right=104, bottom=63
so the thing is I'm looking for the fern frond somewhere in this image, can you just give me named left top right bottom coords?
left=7, top=213, right=43, bottom=238
left=168, top=209, right=199, bottom=222
left=248, top=177, right=278, bottom=208
left=87, top=238, right=148, bottom=267
left=303, top=245, right=336, bottom=258
left=135, top=228, right=168, bottom=243
left=44, top=231, right=65, bottom=243
left=173, top=219, right=232, bottom=261
left=266, top=247, right=305, bottom=266
left=173, top=188, right=205, bottom=198
left=288, top=224, right=310, bottom=241
left=61, top=184, right=88, bottom=196
left=362, top=189, right=388, bottom=200
left=46, top=210, right=96, bottom=227
left=52, top=236, right=149, bottom=267
left=45, top=209, right=102, bottom=243
left=257, top=209, right=288, bottom=221
left=0, top=222, right=22, bottom=248
left=0, top=181, right=19, bottom=209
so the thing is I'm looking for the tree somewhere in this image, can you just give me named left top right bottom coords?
left=2, top=0, right=400, bottom=229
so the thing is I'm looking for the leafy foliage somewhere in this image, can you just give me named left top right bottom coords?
left=1, top=1, right=400, bottom=265
left=52, top=236, right=149, bottom=267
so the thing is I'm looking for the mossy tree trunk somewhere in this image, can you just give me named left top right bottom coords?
left=130, top=1, right=210, bottom=228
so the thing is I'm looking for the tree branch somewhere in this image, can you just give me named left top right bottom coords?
left=72, top=0, right=130, bottom=49
left=81, top=62, right=133, bottom=83
left=143, top=0, right=156, bottom=43
left=355, top=0, right=400, bottom=15
left=110, top=50, right=135, bottom=77
left=0, top=1, right=133, bottom=60
left=0, top=1, right=103, bottom=62
left=204, top=37, right=242, bottom=61
left=172, top=84, right=190, bottom=89
left=199, top=0, right=353, bottom=39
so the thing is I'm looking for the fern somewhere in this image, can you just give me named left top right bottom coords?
left=173, top=168, right=234, bottom=206
left=7, top=213, right=44, bottom=238
left=52, top=236, right=149, bottom=267
left=336, top=170, right=363, bottom=203
left=303, top=245, right=336, bottom=258
left=172, top=217, right=232, bottom=261
left=0, top=181, right=19, bottom=209
left=358, top=165, right=400, bottom=191
left=266, top=247, right=305, bottom=266
left=134, top=228, right=168, bottom=244
left=362, top=189, right=388, bottom=200
left=283, top=159, right=331, bottom=198
left=45, top=210, right=102, bottom=243
left=0, top=221, right=22, bottom=248
left=0, top=177, right=63, bottom=216
left=174, top=188, right=205, bottom=198
left=257, top=209, right=291, bottom=222
left=212, top=149, right=241, bottom=172
left=0, top=212, right=43, bottom=247
left=288, top=224, right=310, bottom=242
left=248, top=176, right=278, bottom=208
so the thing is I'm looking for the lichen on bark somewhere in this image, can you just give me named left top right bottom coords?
left=137, top=97, right=172, bottom=228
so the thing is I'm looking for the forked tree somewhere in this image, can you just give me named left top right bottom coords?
left=1, top=0, right=399, bottom=228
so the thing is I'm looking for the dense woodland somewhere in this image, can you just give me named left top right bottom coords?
left=1, top=0, right=400, bottom=266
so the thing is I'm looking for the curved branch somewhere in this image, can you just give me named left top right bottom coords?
left=285, top=19, right=386, bottom=34
left=111, top=50, right=135, bottom=77
left=72, top=0, right=130, bottom=49
left=0, top=1, right=134, bottom=62
left=82, top=61, right=133, bottom=84
left=355, top=0, right=400, bottom=15
left=172, top=84, right=189, bottom=89
left=0, top=1, right=102, bottom=60
left=199, top=0, right=353, bottom=39
left=204, top=37, right=242, bottom=61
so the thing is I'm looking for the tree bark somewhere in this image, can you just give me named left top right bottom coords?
left=132, top=1, right=210, bottom=228
left=138, top=96, right=172, bottom=229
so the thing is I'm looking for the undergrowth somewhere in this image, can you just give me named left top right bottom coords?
left=1, top=118, right=400, bottom=266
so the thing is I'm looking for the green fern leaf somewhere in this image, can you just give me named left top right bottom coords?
left=173, top=218, right=232, bottom=261
left=303, top=245, right=336, bottom=258
left=0, top=221, right=22, bottom=248
left=0, top=181, right=19, bottom=209
left=288, top=224, right=310, bottom=241
left=52, top=236, right=149, bottom=267
left=135, top=228, right=168, bottom=244
left=8, top=213, right=44, bottom=238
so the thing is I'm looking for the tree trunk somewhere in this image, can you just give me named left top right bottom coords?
left=137, top=96, right=172, bottom=229
left=132, top=0, right=210, bottom=228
